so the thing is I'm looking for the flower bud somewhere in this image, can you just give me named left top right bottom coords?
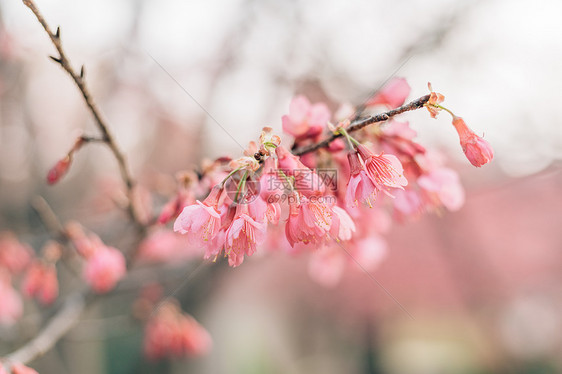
left=452, top=116, right=494, bottom=167
left=46, top=155, right=71, bottom=185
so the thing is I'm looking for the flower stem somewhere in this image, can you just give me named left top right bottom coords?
left=434, top=104, right=455, bottom=117
left=220, top=167, right=243, bottom=188
left=277, top=170, right=295, bottom=192
left=234, top=170, right=249, bottom=203
left=338, top=127, right=360, bottom=149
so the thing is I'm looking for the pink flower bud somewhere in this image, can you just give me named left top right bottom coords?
left=143, top=301, right=211, bottom=360
left=46, top=155, right=71, bottom=185
left=452, top=116, right=494, bottom=167
left=0, top=232, right=33, bottom=274
left=83, top=246, right=126, bottom=293
left=282, top=95, right=331, bottom=139
left=21, top=261, right=58, bottom=305
left=224, top=203, right=267, bottom=267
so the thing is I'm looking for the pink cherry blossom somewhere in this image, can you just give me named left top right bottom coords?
left=276, top=146, right=326, bottom=196
left=259, top=157, right=284, bottom=201
left=345, top=152, right=379, bottom=208
left=356, top=144, right=407, bottom=192
left=158, top=189, right=193, bottom=224
left=308, top=244, right=346, bottom=288
left=0, top=272, right=22, bottom=325
left=265, top=201, right=281, bottom=225
left=282, top=95, right=331, bottom=138
left=225, top=204, right=267, bottom=267
left=393, top=189, right=424, bottom=221
left=65, top=222, right=105, bottom=259
left=46, top=155, right=71, bottom=185
left=330, top=206, right=356, bottom=241
left=285, top=194, right=333, bottom=247
left=137, top=229, right=200, bottom=263
left=418, top=167, right=465, bottom=212
left=0, top=231, right=33, bottom=274
left=22, top=261, right=58, bottom=305
left=299, top=151, right=317, bottom=169
left=365, top=77, right=411, bottom=108
left=380, top=121, right=426, bottom=158
left=143, top=301, right=212, bottom=361
left=83, top=246, right=126, bottom=294
left=246, top=193, right=268, bottom=222
left=452, top=116, right=494, bottom=167
left=174, top=186, right=223, bottom=247
left=276, top=145, right=303, bottom=171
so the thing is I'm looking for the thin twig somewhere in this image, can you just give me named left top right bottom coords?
left=31, top=196, right=66, bottom=238
left=22, top=0, right=144, bottom=231
left=79, top=135, right=106, bottom=144
left=3, top=292, right=87, bottom=367
left=292, top=94, right=430, bottom=156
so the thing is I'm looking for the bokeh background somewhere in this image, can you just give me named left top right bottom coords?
left=1, top=0, right=562, bottom=373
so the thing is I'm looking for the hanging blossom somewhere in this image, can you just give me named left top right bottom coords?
left=21, top=261, right=58, bottom=305
left=424, top=83, right=493, bottom=167
left=174, top=185, right=223, bottom=248
left=143, top=300, right=212, bottom=361
left=356, top=144, right=408, bottom=194
left=224, top=203, right=267, bottom=267
left=451, top=116, right=494, bottom=167
left=285, top=193, right=334, bottom=247
left=66, top=223, right=126, bottom=294
left=21, top=241, right=61, bottom=305
left=157, top=171, right=197, bottom=225
left=83, top=245, right=126, bottom=294
left=346, top=151, right=378, bottom=208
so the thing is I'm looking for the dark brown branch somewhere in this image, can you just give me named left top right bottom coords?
left=22, top=0, right=144, bottom=231
left=292, top=94, right=430, bottom=156
left=80, top=135, right=106, bottom=144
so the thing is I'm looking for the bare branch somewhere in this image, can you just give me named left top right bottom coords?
left=292, top=94, right=430, bottom=156
left=22, top=0, right=145, bottom=231
left=3, top=292, right=87, bottom=367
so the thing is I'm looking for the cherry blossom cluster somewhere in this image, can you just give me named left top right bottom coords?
left=0, top=233, right=58, bottom=374
left=142, top=300, right=212, bottom=360
left=0, top=232, right=58, bottom=324
left=169, top=79, right=494, bottom=280
left=0, top=223, right=128, bottom=328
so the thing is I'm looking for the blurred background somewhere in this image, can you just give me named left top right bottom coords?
left=1, top=0, right=562, bottom=373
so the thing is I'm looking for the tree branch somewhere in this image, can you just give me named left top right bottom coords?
left=3, top=292, right=87, bottom=367
left=22, top=0, right=144, bottom=231
left=292, top=94, right=430, bottom=156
